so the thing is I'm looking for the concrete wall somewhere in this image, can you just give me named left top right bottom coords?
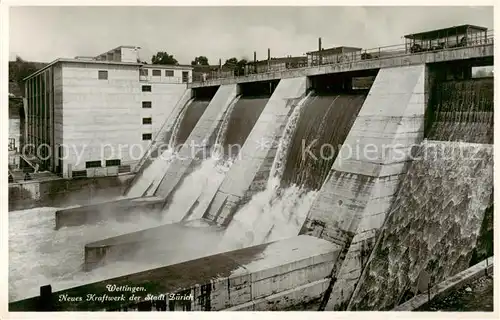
left=153, top=84, right=239, bottom=198
left=225, top=278, right=329, bottom=311
left=53, top=65, right=63, bottom=173
left=8, top=174, right=134, bottom=211
left=190, top=44, right=492, bottom=88
left=60, top=62, right=186, bottom=177
left=9, top=235, right=339, bottom=312
left=120, top=47, right=139, bottom=63
left=298, top=65, right=426, bottom=310
left=205, top=77, right=308, bottom=225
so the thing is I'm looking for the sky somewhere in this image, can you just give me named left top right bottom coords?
left=9, top=6, right=494, bottom=64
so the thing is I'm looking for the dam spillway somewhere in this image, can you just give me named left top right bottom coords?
left=174, top=99, right=212, bottom=146
left=160, top=92, right=269, bottom=223
left=426, top=77, right=494, bottom=144
left=219, top=89, right=365, bottom=249
left=281, top=93, right=366, bottom=190
left=10, top=58, right=495, bottom=311
left=222, top=96, right=269, bottom=157
left=126, top=98, right=211, bottom=198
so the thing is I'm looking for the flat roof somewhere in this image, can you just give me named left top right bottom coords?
left=96, top=45, right=141, bottom=56
left=23, top=58, right=142, bottom=81
left=404, top=24, right=488, bottom=40
left=143, top=64, right=193, bottom=70
left=306, top=46, right=362, bottom=55
left=23, top=59, right=192, bottom=81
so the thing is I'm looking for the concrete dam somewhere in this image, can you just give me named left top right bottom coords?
left=9, top=47, right=494, bottom=311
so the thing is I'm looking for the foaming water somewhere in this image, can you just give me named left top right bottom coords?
left=348, top=141, right=493, bottom=311
left=161, top=94, right=267, bottom=223
left=10, top=95, right=272, bottom=302
left=162, top=156, right=232, bottom=223
left=220, top=93, right=318, bottom=249
left=126, top=99, right=209, bottom=198
left=9, top=207, right=163, bottom=301
left=221, top=93, right=364, bottom=249
left=220, top=178, right=317, bottom=251
left=270, top=92, right=312, bottom=181
left=126, top=147, right=176, bottom=197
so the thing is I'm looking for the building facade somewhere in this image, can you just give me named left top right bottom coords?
left=245, top=56, right=308, bottom=74
left=306, top=46, right=362, bottom=66
left=23, top=46, right=193, bottom=178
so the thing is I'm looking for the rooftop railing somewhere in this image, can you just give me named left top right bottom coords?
left=192, top=29, right=493, bottom=84
left=139, top=75, right=191, bottom=84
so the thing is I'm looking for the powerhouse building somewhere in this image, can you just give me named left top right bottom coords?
left=23, top=46, right=193, bottom=178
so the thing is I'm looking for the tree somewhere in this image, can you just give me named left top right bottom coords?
left=10, top=56, right=40, bottom=96
left=151, top=52, right=178, bottom=65
left=191, top=56, right=209, bottom=66
left=236, top=59, right=248, bottom=76
left=223, top=57, right=239, bottom=69
left=223, top=57, right=248, bottom=76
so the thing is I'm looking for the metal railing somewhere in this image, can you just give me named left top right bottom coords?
left=139, top=75, right=191, bottom=84
left=192, top=29, right=494, bottom=84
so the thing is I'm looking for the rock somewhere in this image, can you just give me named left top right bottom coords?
left=465, top=287, right=472, bottom=292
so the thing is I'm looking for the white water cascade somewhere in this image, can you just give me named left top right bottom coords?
left=160, top=96, right=241, bottom=223
left=219, top=93, right=317, bottom=250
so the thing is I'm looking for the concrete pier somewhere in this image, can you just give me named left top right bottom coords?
left=154, top=84, right=239, bottom=198
left=205, top=77, right=308, bottom=225
left=84, top=219, right=225, bottom=270
left=55, top=196, right=164, bottom=229
left=299, top=65, right=427, bottom=310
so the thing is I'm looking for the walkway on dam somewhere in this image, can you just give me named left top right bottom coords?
left=188, top=39, right=494, bottom=88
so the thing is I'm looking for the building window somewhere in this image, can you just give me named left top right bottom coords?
left=8, top=138, right=15, bottom=151
left=85, top=160, right=102, bottom=168
left=98, top=70, right=108, bottom=80
left=143, top=117, right=152, bottom=124
left=182, top=71, right=189, bottom=83
left=152, top=69, right=161, bottom=76
left=142, top=133, right=152, bottom=140
left=105, top=159, right=121, bottom=167
left=140, top=69, right=148, bottom=76
left=142, top=85, right=152, bottom=92
left=165, top=70, right=174, bottom=77
left=142, top=101, right=152, bottom=108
